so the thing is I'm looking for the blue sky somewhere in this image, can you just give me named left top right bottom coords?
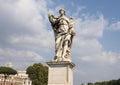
left=0, top=0, right=120, bottom=85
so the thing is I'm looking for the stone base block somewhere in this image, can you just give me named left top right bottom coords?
left=47, top=61, right=75, bottom=85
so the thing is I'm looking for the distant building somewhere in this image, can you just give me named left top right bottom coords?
left=16, top=71, right=32, bottom=85
left=0, top=62, right=32, bottom=85
left=5, top=62, right=13, bottom=68
left=0, top=71, right=32, bottom=85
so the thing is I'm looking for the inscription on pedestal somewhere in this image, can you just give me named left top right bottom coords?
left=47, top=61, right=75, bottom=85
left=49, top=66, right=67, bottom=84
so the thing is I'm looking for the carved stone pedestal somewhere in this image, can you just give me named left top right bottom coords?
left=47, top=61, right=75, bottom=85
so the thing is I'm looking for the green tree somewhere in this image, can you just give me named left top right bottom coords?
left=88, top=82, right=94, bottom=85
left=101, top=81, right=108, bottom=85
left=0, top=66, right=17, bottom=85
left=108, top=80, right=117, bottom=85
left=117, top=79, right=120, bottom=85
left=88, top=79, right=120, bottom=85
left=94, top=82, right=101, bottom=85
left=26, top=63, right=48, bottom=85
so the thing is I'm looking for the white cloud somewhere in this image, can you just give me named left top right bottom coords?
left=0, top=0, right=54, bottom=49
left=80, top=51, right=119, bottom=64
left=72, top=14, right=107, bottom=58
left=0, top=48, right=43, bottom=69
left=72, top=8, right=120, bottom=84
left=74, top=14, right=108, bottom=38
left=0, top=0, right=50, bottom=33
left=9, top=32, right=53, bottom=48
left=109, top=21, right=120, bottom=31
left=72, top=11, right=120, bottom=66
left=0, top=0, right=54, bottom=68
left=73, top=6, right=86, bottom=17
left=0, top=48, right=43, bottom=61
